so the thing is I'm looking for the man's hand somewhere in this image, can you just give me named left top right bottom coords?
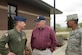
left=7, top=52, right=16, bottom=55
left=24, top=48, right=32, bottom=55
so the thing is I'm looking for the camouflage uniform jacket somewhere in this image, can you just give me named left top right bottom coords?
left=66, top=27, right=82, bottom=55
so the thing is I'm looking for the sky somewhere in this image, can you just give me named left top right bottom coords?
left=42, top=0, right=82, bottom=27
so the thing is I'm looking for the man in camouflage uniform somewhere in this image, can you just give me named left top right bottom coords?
left=65, top=14, right=82, bottom=55
left=0, top=16, right=27, bottom=55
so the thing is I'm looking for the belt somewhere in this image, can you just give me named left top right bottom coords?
left=35, top=48, right=50, bottom=51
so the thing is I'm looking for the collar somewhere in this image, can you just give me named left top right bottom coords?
left=38, top=26, right=47, bottom=31
left=14, top=28, right=22, bottom=34
left=70, top=26, right=81, bottom=34
left=38, top=28, right=44, bottom=31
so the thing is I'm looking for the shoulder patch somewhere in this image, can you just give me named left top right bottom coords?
left=3, top=33, right=8, bottom=37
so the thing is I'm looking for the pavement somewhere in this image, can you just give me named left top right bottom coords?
left=56, top=32, right=69, bottom=34
left=52, top=44, right=67, bottom=55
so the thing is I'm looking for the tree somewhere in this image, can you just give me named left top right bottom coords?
left=79, top=23, right=82, bottom=28
left=56, top=24, right=61, bottom=29
left=56, top=24, right=61, bottom=32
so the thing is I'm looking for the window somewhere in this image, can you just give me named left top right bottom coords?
left=8, top=3, right=17, bottom=30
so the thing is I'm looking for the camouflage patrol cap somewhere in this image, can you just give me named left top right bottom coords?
left=66, top=14, right=78, bottom=21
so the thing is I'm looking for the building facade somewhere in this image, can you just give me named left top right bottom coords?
left=0, top=0, right=62, bottom=48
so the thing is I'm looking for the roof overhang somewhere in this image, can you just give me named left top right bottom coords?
left=20, top=0, right=63, bottom=14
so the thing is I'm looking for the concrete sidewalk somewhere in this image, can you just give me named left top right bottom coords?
left=52, top=44, right=67, bottom=55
